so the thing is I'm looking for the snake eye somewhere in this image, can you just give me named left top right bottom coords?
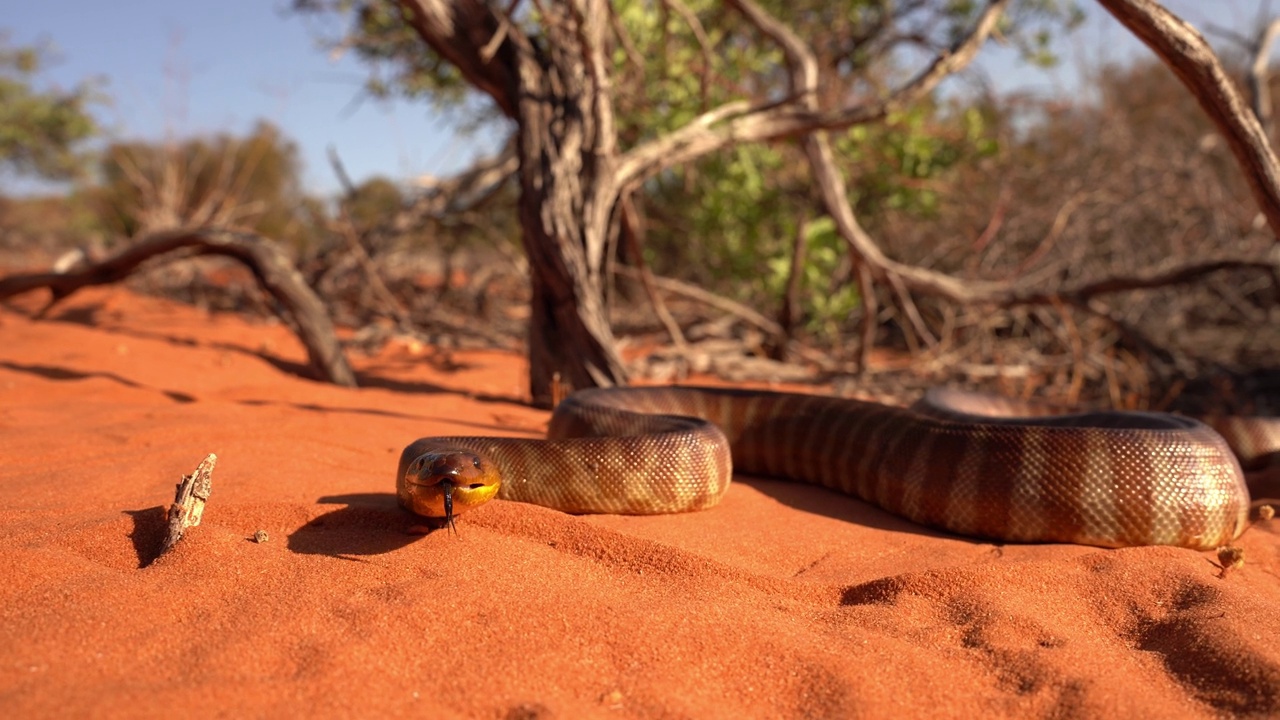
left=472, top=457, right=482, bottom=469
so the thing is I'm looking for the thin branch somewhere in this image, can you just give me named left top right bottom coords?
left=481, top=0, right=521, bottom=61
left=1096, top=0, right=1280, bottom=242
left=614, top=0, right=1009, bottom=188
left=854, top=260, right=876, bottom=374
left=663, top=0, right=716, bottom=109
left=1249, top=19, right=1280, bottom=137
left=1012, top=257, right=1279, bottom=306
left=886, top=270, right=937, bottom=349
left=1011, top=191, right=1087, bottom=276
left=612, top=265, right=785, bottom=338
left=0, top=229, right=356, bottom=387
left=619, top=192, right=689, bottom=354
left=778, top=217, right=808, bottom=343
left=606, top=2, right=644, bottom=79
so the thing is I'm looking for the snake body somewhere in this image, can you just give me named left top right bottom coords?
left=398, top=386, right=1269, bottom=550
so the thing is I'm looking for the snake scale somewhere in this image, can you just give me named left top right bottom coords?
left=398, top=386, right=1279, bottom=550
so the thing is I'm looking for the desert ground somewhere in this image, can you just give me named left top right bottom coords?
left=1, top=284, right=1277, bottom=718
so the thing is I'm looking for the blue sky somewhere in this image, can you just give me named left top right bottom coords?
left=3, top=1, right=1269, bottom=197
left=6, top=0, right=508, bottom=195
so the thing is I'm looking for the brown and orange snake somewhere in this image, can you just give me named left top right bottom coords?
left=397, top=386, right=1278, bottom=550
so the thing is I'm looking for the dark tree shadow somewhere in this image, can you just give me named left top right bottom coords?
left=736, top=475, right=965, bottom=542
left=0, top=360, right=196, bottom=403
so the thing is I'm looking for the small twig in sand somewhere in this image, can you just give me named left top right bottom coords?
left=159, top=454, right=216, bottom=559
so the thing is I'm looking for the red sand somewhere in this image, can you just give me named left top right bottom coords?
left=1, top=285, right=1277, bottom=718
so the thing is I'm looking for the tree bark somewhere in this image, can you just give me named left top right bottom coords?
left=512, top=1, right=628, bottom=405
left=400, top=0, right=626, bottom=406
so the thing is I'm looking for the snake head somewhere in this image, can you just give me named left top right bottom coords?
left=397, top=447, right=502, bottom=527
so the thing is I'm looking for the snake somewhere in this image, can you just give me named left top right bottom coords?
left=397, top=386, right=1279, bottom=550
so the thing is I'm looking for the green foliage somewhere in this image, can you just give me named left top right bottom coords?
left=294, top=0, right=483, bottom=126
left=301, top=0, right=1075, bottom=338
left=840, top=104, right=1001, bottom=217
left=0, top=38, right=101, bottom=182
left=646, top=98, right=1001, bottom=336
left=996, top=0, right=1085, bottom=67
left=763, top=217, right=861, bottom=341
left=92, top=121, right=316, bottom=245
left=645, top=143, right=793, bottom=285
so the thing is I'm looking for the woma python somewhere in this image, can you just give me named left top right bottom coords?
left=397, top=386, right=1278, bottom=550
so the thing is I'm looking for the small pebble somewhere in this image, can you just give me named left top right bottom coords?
left=253, top=530, right=269, bottom=544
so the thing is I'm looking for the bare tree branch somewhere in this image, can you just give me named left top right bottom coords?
left=1249, top=19, right=1280, bottom=137
left=613, top=0, right=1010, bottom=190
left=1010, top=256, right=1279, bottom=306
left=398, top=0, right=522, bottom=116
left=0, top=229, right=356, bottom=387
left=612, top=264, right=785, bottom=338
left=664, top=0, right=716, bottom=108
left=1096, top=0, right=1280, bottom=243
left=618, top=192, right=689, bottom=355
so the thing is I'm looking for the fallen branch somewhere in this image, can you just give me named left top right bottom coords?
left=0, top=228, right=356, bottom=387
left=612, top=265, right=838, bottom=371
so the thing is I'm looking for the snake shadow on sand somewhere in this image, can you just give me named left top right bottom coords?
left=733, top=474, right=962, bottom=541
left=287, top=493, right=431, bottom=558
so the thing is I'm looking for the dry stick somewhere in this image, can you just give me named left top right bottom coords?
left=160, top=453, right=216, bottom=560
left=613, top=264, right=785, bottom=338
left=1012, top=191, right=1087, bottom=277
left=854, top=260, right=876, bottom=374
left=336, top=214, right=416, bottom=329
left=610, top=265, right=838, bottom=371
left=886, top=271, right=936, bottom=350
left=619, top=192, right=690, bottom=355
left=969, top=184, right=1011, bottom=259
left=1096, top=0, right=1280, bottom=243
left=327, top=148, right=416, bottom=330
left=0, top=228, right=357, bottom=386
left=779, top=217, right=808, bottom=346
left=1249, top=19, right=1280, bottom=138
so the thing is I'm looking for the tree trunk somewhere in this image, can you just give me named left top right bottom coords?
left=517, top=170, right=627, bottom=407
left=508, top=1, right=627, bottom=407
left=398, top=0, right=627, bottom=407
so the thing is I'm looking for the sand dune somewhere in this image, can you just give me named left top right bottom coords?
left=1, top=285, right=1276, bottom=718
